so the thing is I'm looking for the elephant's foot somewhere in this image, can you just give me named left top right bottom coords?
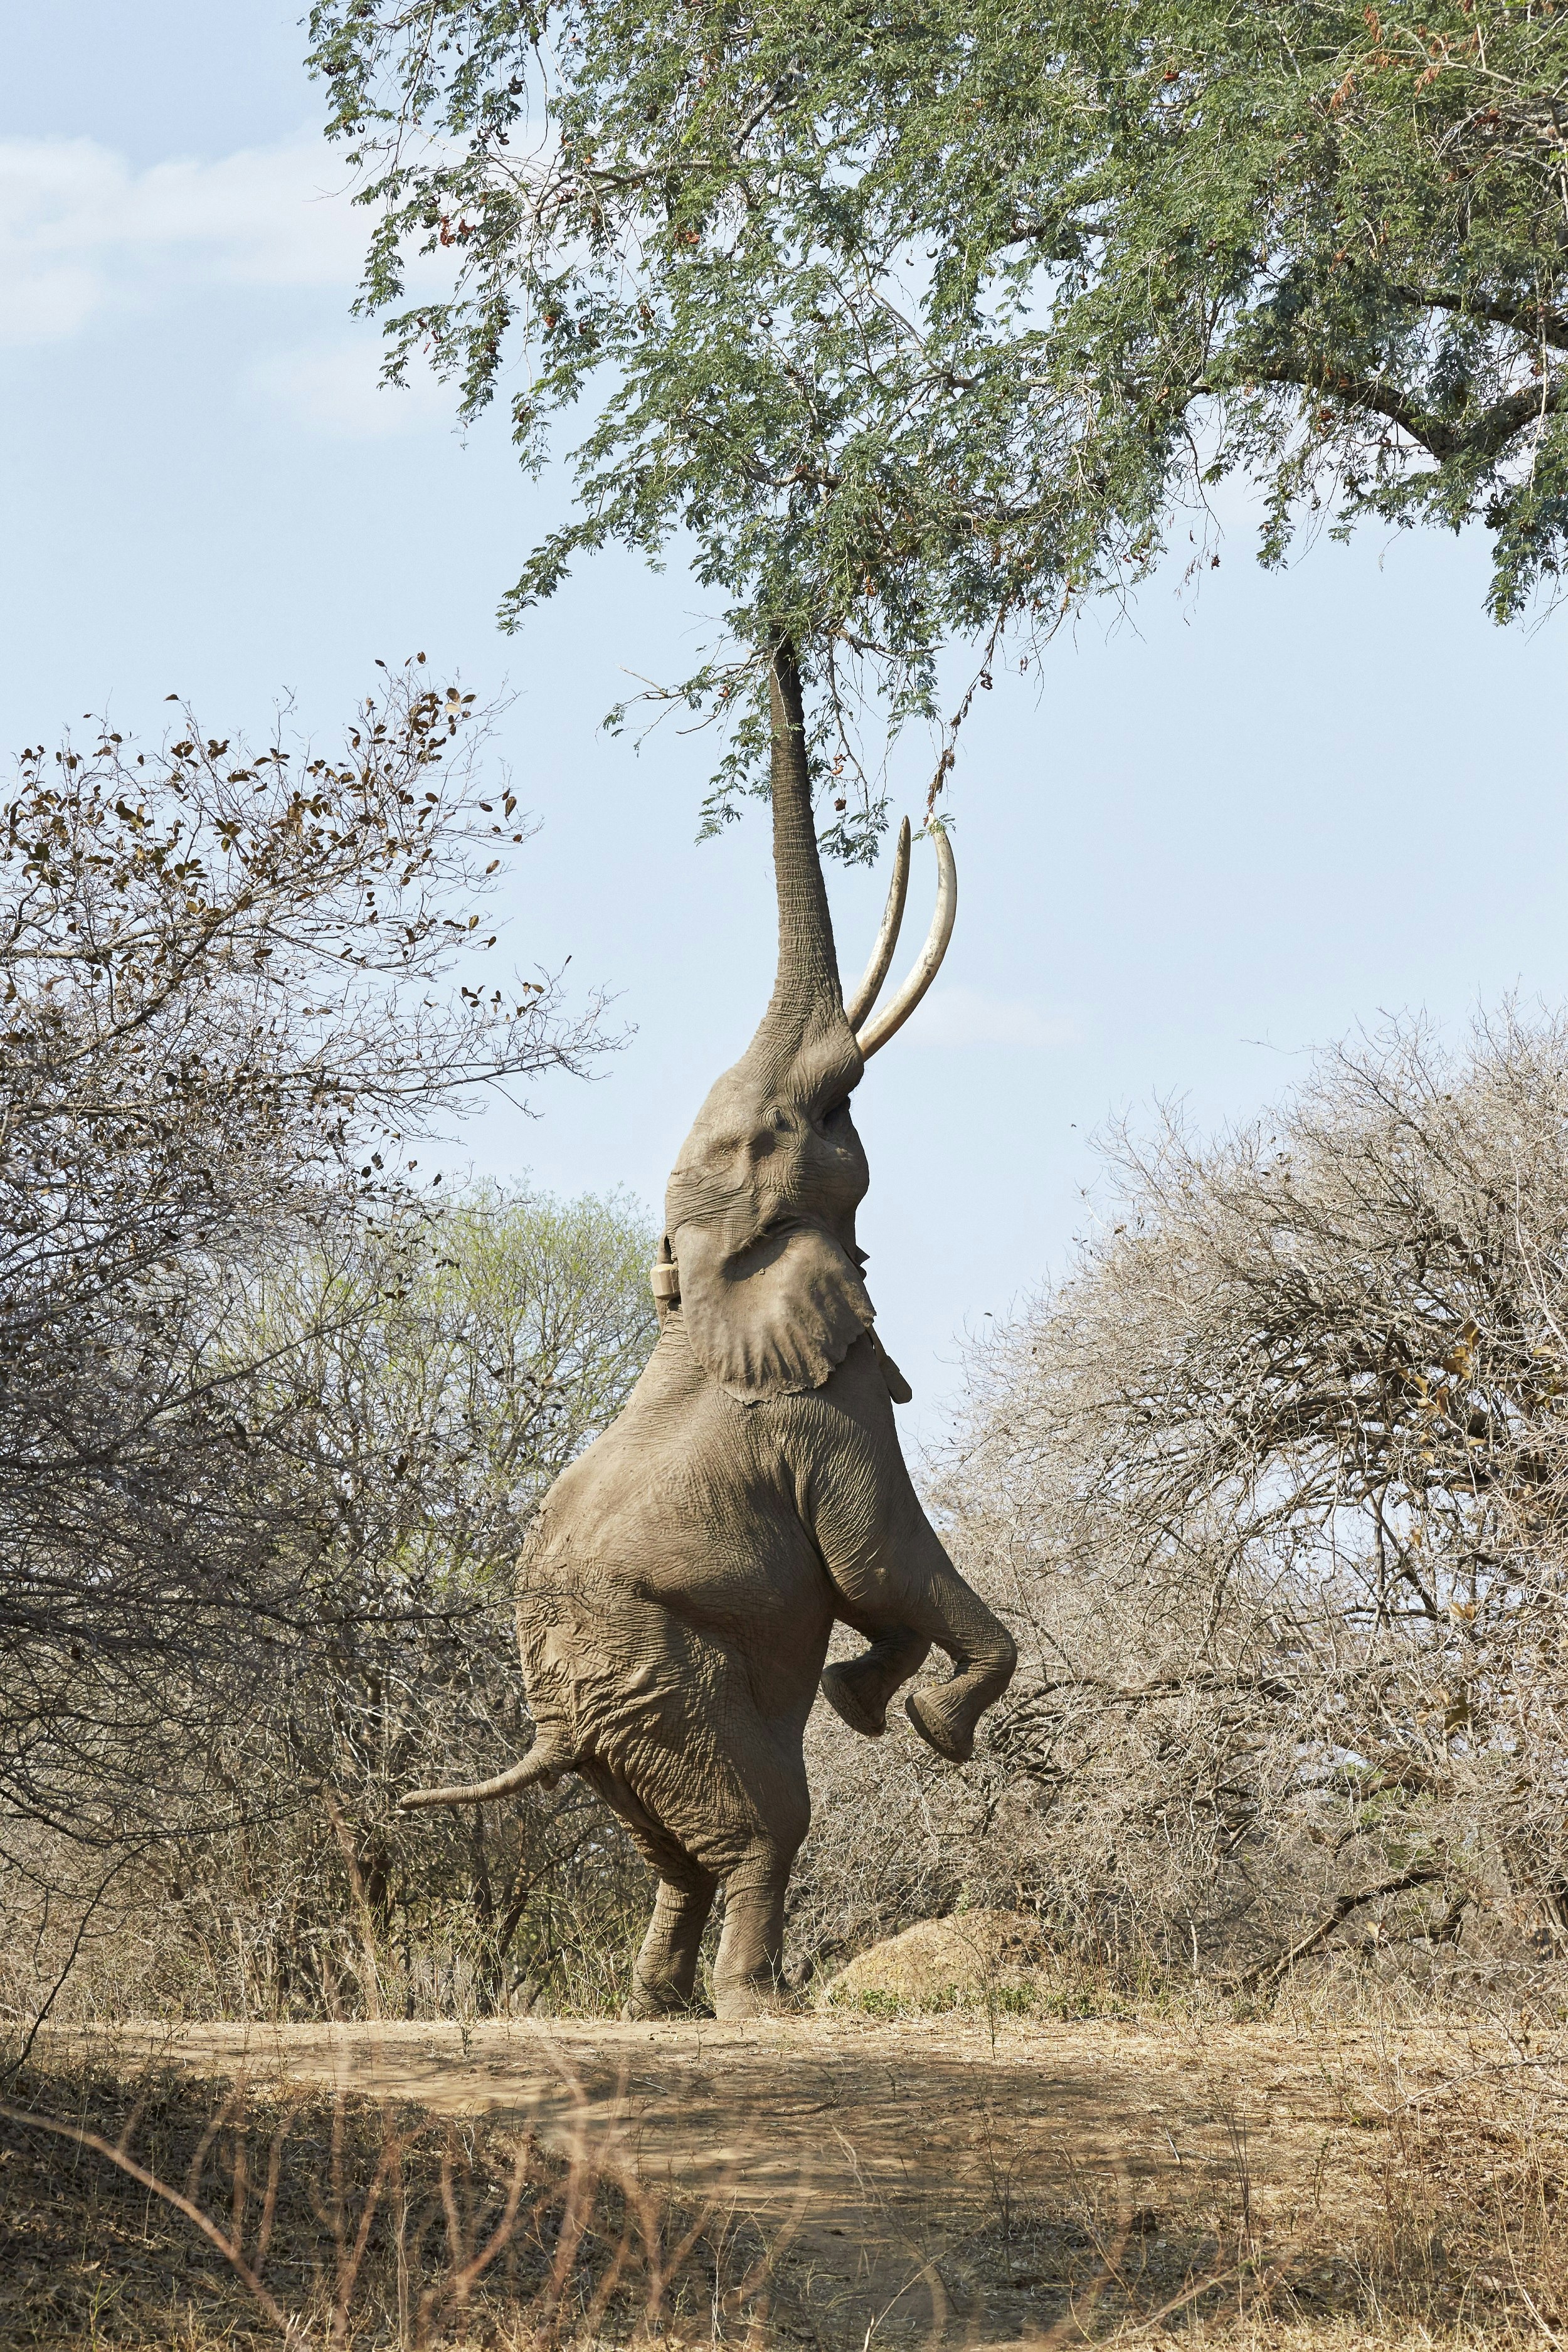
left=822, top=1628, right=931, bottom=1740
left=711, top=1974, right=798, bottom=2021
left=820, top=1658, right=887, bottom=1738
left=622, top=1984, right=714, bottom=2022
left=905, top=1680, right=982, bottom=1764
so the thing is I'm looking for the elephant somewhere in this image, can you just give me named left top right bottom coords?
left=403, top=642, right=1017, bottom=2018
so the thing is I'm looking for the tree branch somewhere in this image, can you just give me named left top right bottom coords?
left=1220, top=1867, right=1445, bottom=1994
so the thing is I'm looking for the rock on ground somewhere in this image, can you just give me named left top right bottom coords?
left=823, top=1907, right=1047, bottom=2008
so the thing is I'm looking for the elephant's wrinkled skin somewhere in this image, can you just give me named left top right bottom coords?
left=404, top=644, right=1016, bottom=2018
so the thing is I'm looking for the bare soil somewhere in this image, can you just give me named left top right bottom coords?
left=34, top=2007, right=1564, bottom=2344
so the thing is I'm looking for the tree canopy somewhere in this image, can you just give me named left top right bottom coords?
left=310, top=0, right=1567, bottom=845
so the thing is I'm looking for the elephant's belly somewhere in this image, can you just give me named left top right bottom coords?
left=515, top=1343, right=843, bottom=1769
left=516, top=1535, right=825, bottom=1867
left=514, top=1369, right=837, bottom=1870
left=524, top=1495, right=831, bottom=1719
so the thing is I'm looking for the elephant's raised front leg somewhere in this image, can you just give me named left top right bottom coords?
left=807, top=1362, right=1017, bottom=1765
left=832, top=1544, right=1014, bottom=1764
left=820, top=1625, right=930, bottom=1737
left=891, top=1525, right=1016, bottom=1763
left=873, top=1553, right=1014, bottom=1764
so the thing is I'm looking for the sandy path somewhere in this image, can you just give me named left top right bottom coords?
left=53, top=2010, right=1445, bottom=2341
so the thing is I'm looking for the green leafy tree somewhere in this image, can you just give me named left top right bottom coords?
left=188, top=1182, right=662, bottom=2021
left=310, top=0, right=1567, bottom=844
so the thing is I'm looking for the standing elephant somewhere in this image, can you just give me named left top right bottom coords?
left=403, top=644, right=1016, bottom=2017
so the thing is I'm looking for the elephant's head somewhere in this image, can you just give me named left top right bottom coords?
left=660, top=644, right=955, bottom=1404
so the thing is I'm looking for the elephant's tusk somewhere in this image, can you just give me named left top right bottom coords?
left=854, top=823, right=956, bottom=1060
left=843, top=816, right=910, bottom=1030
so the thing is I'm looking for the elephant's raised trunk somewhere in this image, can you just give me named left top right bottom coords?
left=762, top=642, right=852, bottom=1051
left=765, top=642, right=958, bottom=1070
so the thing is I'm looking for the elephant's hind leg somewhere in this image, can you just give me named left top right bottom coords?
left=577, top=1759, right=717, bottom=2018
left=712, top=1839, right=798, bottom=2019
left=627, top=1861, right=718, bottom=2020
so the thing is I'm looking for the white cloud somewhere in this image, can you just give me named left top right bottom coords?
left=0, top=134, right=368, bottom=347
left=910, top=986, right=1081, bottom=1050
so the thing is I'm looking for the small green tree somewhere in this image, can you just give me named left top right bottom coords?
left=181, top=1182, right=663, bottom=2021
left=310, top=0, right=1566, bottom=842
left=0, top=1184, right=661, bottom=2023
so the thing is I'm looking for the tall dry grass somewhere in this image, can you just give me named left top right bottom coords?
left=0, top=2047, right=779, bottom=2349
left=6, top=1998, right=1567, bottom=2350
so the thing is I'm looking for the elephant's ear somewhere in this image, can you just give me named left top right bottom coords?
left=674, top=1217, right=873, bottom=1404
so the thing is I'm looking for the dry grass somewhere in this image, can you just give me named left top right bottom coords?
left=790, top=2016, right=1568, bottom=2348
left=9, top=2002, right=1567, bottom=2349
left=0, top=2051, right=767, bottom=2349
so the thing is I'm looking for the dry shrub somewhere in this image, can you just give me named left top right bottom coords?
left=798, top=1010, right=1568, bottom=2015
left=0, top=1769, right=655, bottom=2036
left=792, top=1678, right=1058, bottom=1989
left=0, top=674, right=638, bottom=2039
left=1341, top=2029, right=1568, bottom=2340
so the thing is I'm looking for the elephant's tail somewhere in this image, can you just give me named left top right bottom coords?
left=399, top=1730, right=573, bottom=1812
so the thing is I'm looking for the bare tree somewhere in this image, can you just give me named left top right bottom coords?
left=802, top=1010, right=1568, bottom=2003
left=0, top=667, right=613, bottom=2028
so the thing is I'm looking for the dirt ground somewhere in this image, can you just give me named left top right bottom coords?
left=45, top=2006, right=1554, bottom=2344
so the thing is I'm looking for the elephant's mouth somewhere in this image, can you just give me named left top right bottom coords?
left=741, top=1208, right=850, bottom=1266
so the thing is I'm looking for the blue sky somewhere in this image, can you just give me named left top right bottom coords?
left=4, top=2, right=1564, bottom=1434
